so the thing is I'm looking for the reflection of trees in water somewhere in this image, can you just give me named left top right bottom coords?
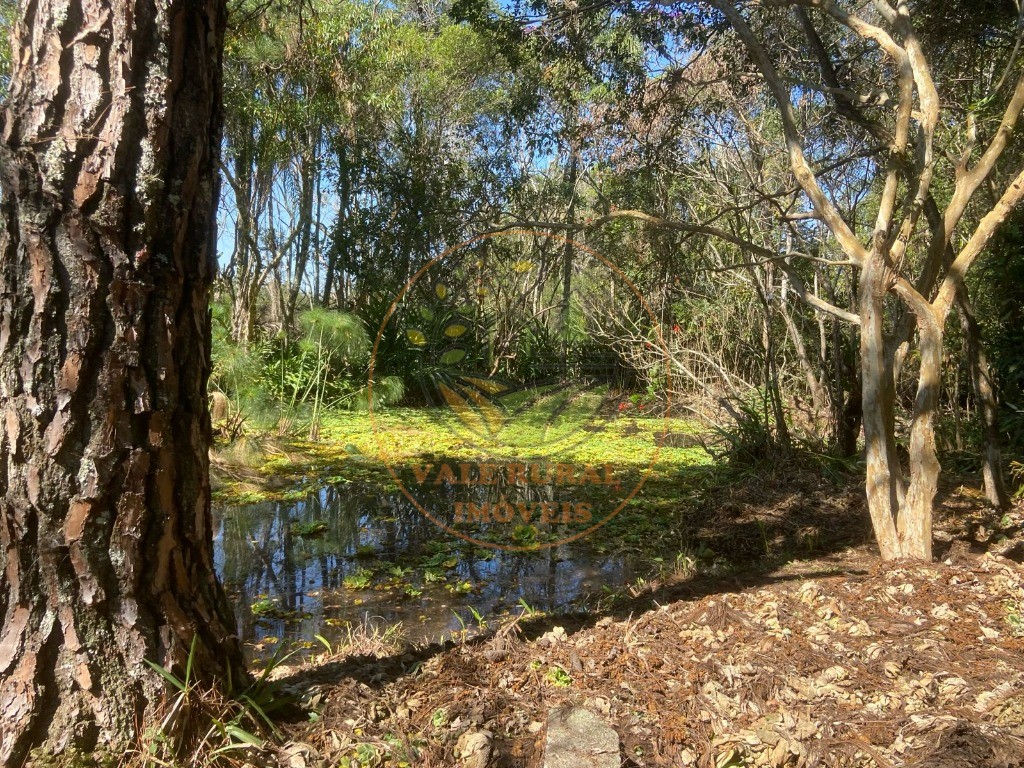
left=216, top=486, right=362, bottom=642
left=214, top=477, right=637, bottom=647
left=414, top=478, right=635, bottom=622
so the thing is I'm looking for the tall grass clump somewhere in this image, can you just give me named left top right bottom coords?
left=135, top=639, right=295, bottom=768
left=210, top=298, right=404, bottom=439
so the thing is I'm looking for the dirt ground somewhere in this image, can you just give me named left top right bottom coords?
left=252, top=474, right=1024, bottom=768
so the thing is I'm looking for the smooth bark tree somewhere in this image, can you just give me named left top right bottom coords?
left=956, top=285, right=1011, bottom=510
left=0, top=0, right=245, bottom=762
left=709, top=0, right=1024, bottom=559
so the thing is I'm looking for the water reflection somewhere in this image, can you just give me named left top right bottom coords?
left=213, top=476, right=638, bottom=656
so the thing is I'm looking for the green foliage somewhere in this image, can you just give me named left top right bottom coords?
left=142, top=637, right=296, bottom=766
left=0, top=0, right=13, bottom=100
left=291, top=520, right=328, bottom=537
left=343, top=569, right=373, bottom=590
left=249, top=597, right=276, bottom=617
left=545, top=665, right=572, bottom=687
left=297, top=307, right=367, bottom=359
left=210, top=298, right=403, bottom=434
left=713, top=393, right=790, bottom=468
left=430, top=707, right=449, bottom=729
left=211, top=298, right=264, bottom=397
left=1012, top=462, right=1024, bottom=500
left=212, top=0, right=1020, bottom=514
left=504, top=318, right=563, bottom=384
left=987, top=221, right=1024, bottom=456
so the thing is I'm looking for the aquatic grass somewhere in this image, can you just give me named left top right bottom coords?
left=291, top=520, right=328, bottom=537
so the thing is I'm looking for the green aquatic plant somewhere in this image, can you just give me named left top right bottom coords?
left=291, top=520, right=328, bottom=537
left=250, top=597, right=276, bottom=617
left=343, top=569, right=374, bottom=590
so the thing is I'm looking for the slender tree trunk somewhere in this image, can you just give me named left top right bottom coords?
left=231, top=279, right=259, bottom=347
left=778, top=294, right=827, bottom=422
left=268, top=263, right=286, bottom=332
left=323, top=143, right=352, bottom=308
left=859, top=260, right=911, bottom=559
left=957, top=288, right=1011, bottom=509
left=835, top=368, right=863, bottom=458
left=859, top=257, right=937, bottom=561
left=0, top=1, right=245, bottom=763
left=285, top=137, right=317, bottom=327
left=753, top=268, right=791, bottom=454
left=826, top=280, right=862, bottom=457
left=311, top=146, right=324, bottom=307
left=229, top=135, right=258, bottom=347
left=765, top=331, right=792, bottom=455
left=560, top=145, right=578, bottom=376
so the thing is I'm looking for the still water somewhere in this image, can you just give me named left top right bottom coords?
left=213, top=477, right=641, bottom=656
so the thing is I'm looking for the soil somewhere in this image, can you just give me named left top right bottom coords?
left=257, top=475, right=1024, bottom=768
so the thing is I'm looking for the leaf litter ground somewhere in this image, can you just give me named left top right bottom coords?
left=254, top=475, right=1024, bottom=768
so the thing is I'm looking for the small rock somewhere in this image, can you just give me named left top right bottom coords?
left=543, top=706, right=619, bottom=768
left=586, top=695, right=611, bottom=715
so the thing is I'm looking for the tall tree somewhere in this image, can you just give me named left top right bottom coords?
left=0, top=0, right=244, bottom=762
left=484, top=0, right=1021, bottom=559
left=706, top=0, right=1024, bottom=559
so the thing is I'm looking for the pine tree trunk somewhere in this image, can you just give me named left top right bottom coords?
left=0, top=1, right=245, bottom=763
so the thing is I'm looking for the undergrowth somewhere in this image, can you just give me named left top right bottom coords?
left=133, top=640, right=297, bottom=768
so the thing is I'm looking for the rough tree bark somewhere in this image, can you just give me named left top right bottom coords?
left=0, top=0, right=245, bottom=763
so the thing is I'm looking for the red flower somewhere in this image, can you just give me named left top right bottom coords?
left=672, top=324, right=681, bottom=333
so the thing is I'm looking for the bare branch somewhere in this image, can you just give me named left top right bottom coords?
left=711, top=0, right=870, bottom=264
left=776, top=260, right=862, bottom=325
left=936, top=166, right=1024, bottom=319
left=944, top=71, right=1024, bottom=238
left=485, top=210, right=861, bottom=326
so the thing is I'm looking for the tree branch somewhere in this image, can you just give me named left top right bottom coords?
left=711, top=0, right=870, bottom=264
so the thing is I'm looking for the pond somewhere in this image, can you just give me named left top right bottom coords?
left=213, top=470, right=649, bottom=658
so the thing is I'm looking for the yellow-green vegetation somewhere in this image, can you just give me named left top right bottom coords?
left=211, top=406, right=712, bottom=507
